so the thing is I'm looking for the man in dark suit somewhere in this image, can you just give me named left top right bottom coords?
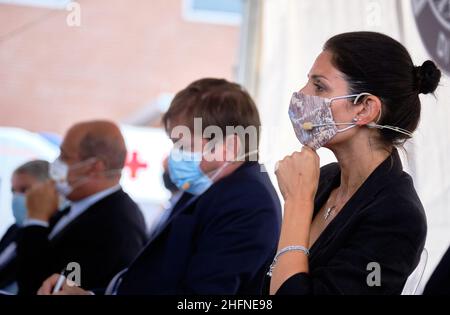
left=16, top=120, right=147, bottom=295
left=0, top=160, right=50, bottom=293
left=38, top=78, right=282, bottom=295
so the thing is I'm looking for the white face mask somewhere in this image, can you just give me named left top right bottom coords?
left=288, top=92, right=413, bottom=149
left=49, top=158, right=96, bottom=197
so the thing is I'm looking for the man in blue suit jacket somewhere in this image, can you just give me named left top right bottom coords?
left=115, top=160, right=280, bottom=294
left=38, top=78, right=282, bottom=295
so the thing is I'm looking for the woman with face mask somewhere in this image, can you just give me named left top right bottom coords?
left=268, top=31, right=441, bottom=295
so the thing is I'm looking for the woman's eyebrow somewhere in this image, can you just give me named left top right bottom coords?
left=308, top=74, right=330, bottom=82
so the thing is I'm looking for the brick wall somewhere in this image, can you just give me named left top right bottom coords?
left=0, top=0, right=240, bottom=134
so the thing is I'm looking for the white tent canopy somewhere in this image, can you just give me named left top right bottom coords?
left=239, top=0, right=450, bottom=290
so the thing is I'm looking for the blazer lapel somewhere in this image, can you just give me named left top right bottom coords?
left=146, top=192, right=200, bottom=244
left=49, top=208, right=85, bottom=244
left=121, top=193, right=201, bottom=276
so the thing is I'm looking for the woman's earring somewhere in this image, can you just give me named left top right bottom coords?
left=352, top=117, right=359, bottom=123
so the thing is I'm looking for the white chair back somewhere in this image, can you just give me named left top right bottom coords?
left=401, top=248, right=428, bottom=295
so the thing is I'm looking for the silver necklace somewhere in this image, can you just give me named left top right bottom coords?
left=324, top=205, right=337, bottom=220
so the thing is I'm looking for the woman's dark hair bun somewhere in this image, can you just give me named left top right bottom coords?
left=414, top=60, right=441, bottom=95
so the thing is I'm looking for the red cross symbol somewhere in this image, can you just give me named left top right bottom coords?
left=125, top=151, right=148, bottom=179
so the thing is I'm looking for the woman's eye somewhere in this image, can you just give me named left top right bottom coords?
left=314, top=83, right=325, bottom=92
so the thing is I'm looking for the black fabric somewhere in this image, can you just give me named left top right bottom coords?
left=16, top=189, right=147, bottom=295
left=115, top=162, right=282, bottom=295
left=273, top=149, right=427, bottom=295
left=0, top=224, right=20, bottom=288
left=423, top=246, right=450, bottom=295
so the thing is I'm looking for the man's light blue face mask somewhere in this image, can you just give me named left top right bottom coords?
left=12, top=193, right=27, bottom=226
left=167, top=143, right=258, bottom=196
left=167, top=148, right=226, bottom=196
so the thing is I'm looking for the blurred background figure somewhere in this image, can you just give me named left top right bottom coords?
left=0, top=160, right=49, bottom=294
left=16, top=120, right=147, bottom=295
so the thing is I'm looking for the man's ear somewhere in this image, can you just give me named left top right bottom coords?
left=90, top=158, right=105, bottom=177
left=203, top=137, right=221, bottom=162
left=355, top=95, right=382, bottom=125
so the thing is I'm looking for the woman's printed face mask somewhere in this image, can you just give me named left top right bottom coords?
left=288, top=91, right=414, bottom=149
left=288, top=92, right=370, bottom=149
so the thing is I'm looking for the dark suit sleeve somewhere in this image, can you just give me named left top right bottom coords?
left=0, top=225, right=19, bottom=251
left=0, top=225, right=20, bottom=288
left=16, top=192, right=145, bottom=295
left=181, top=184, right=280, bottom=294
left=73, top=217, right=145, bottom=291
left=16, top=225, right=54, bottom=295
left=276, top=195, right=426, bottom=295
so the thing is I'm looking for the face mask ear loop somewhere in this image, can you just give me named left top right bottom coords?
left=362, top=97, right=413, bottom=138
left=306, top=94, right=366, bottom=132
left=207, top=149, right=259, bottom=181
left=68, top=157, right=98, bottom=172
left=350, top=92, right=374, bottom=121
left=375, top=106, right=382, bottom=124
left=62, top=168, right=123, bottom=195
left=367, top=124, right=414, bottom=137
left=324, top=93, right=371, bottom=130
left=352, top=92, right=373, bottom=105
left=353, top=93, right=384, bottom=131
left=197, top=151, right=243, bottom=195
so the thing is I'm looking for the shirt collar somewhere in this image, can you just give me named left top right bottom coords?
left=70, top=184, right=122, bottom=217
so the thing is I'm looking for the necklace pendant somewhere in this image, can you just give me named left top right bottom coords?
left=324, top=206, right=336, bottom=220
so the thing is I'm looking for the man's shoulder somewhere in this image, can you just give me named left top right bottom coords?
left=195, top=162, right=281, bottom=220
left=85, top=189, right=144, bottom=225
left=94, top=188, right=137, bottom=210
